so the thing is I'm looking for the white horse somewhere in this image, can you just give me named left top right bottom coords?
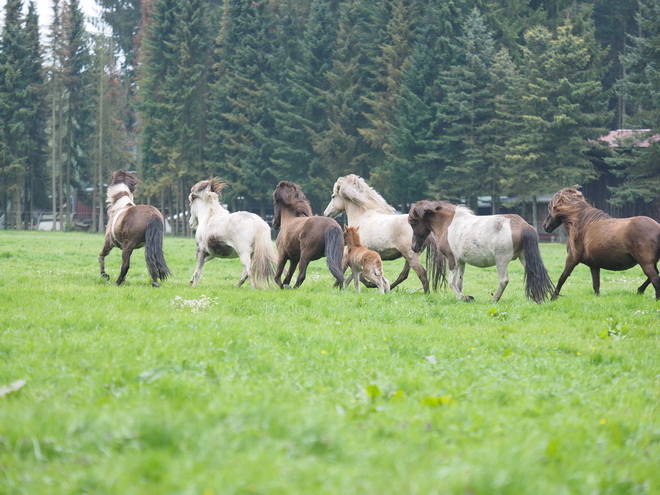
left=408, top=200, right=554, bottom=303
left=189, top=179, right=277, bottom=288
left=324, top=174, right=442, bottom=293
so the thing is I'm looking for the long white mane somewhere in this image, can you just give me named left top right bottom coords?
left=334, top=174, right=396, bottom=215
left=454, top=204, right=475, bottom=216
left=106, top=183, right=135, bottom=216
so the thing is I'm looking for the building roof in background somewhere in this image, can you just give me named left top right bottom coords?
left=599, top=129, right=660, bottom=148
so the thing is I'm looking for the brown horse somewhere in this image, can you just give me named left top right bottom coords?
left=272, top=181, right=344, bottom=288
left=343, top=226, right=390, bottom=294
left=409, top=201, right=554, bottom=303
left=99, top=171, right=171, bottom=287
left=543, top=186, right=660, bottom=299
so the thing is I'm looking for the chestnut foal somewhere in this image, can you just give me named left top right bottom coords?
left=343, top=226, right=390, bottom=294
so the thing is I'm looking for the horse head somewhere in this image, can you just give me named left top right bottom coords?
left=543, top=186, right=583, bottom=233
left=343, top=225, right=361, bottom=247
left=272, top=181, right=312, bottom=229
left=189, top=178, right=226, bottom=228
left=408, top=201, right=439, bottom=253
left=324, top=180, right=346, bottom=218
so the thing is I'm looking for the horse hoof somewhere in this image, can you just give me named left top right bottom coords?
left=102, top=274, right=110, bottom=281
left=464, top=295, right=474, bottom=302
left=152, top=282, right=161, bottom=288
left=283, top=284, right=292, bottom=289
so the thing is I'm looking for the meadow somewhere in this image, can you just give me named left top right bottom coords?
left=0, top=230, right=659, bottom=495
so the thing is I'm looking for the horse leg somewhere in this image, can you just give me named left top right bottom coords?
left=450, top=262, right=472, bottom=301
left=237, top=252, right=253, bottom=288
left=115, top=246, right=134, bottom=286
left=292, top=258, right=309, bottom=288
left=98, top=236, right=114, bottom=281
left=190, top=248, right=208, bottom=287
left=590, top=266, right=601, bottom=295
left=407, top=253, right=430, bottom=294
left=491, top=260, right=510, bottom=302
left=354, top=268, right=361, bottom=293
left=343, top=270, right=355, bottom=290
left=283, top=259, right=299, bottom=288
left=638, top=262, right=660, bottom=299
left=388, top=261, right=411, bottom=291
left=552, top=259, right=579, bottom=299
left=274, top=254, right=289, bottom=289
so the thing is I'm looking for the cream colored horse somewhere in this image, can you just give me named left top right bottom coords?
left=324, top=174, right=442, bottom=293
left=189, top=179, right=277, bottom=288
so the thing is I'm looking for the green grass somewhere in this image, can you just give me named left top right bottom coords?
left=1, top=230, right=659, bottom=494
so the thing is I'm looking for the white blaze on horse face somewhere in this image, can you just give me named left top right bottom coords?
left=446, top=208, right=515, bottom=268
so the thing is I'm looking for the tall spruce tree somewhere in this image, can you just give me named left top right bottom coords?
left=504, top=11, right=611, bottom=198
left=311, top=0, right=383, bottom=188
left=138, top=0, right=211, bottom=234
left=432, top=8, right=498, bottom=209
left=0, top=0, right=45, bottom=228
left=207, top=0, right=278, bottom=213
left=611, top=0, right=660, bottom=203
left=59, top=0, right=94, bottom=227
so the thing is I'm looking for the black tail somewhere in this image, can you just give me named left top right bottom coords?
left=521, top=228, right=554, bottom=304
left=325, top=225, right=345, bottom=285
left=145, top=215, right=171, bottom=283
left=423, top=233, right=447, bottom=291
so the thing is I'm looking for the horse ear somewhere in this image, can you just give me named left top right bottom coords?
left=412, top=203, right=427, bottom=220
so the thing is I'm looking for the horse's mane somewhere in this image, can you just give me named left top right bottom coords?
left=192, top=178, right=226, bottom=196
left=273, top=181, right=312, bottom=217
left=550, top=187, right=610, bottom=227
left=106, top=170, right=137, bottom=210
left=334, top=175, right=397, bottom=214
left=110, top=170, right=139, bottom=194
left=409, top=200, right=457, bottom=222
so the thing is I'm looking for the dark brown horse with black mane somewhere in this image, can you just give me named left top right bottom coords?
left=272, top=181, right=344, bottom=288
left=99, top=171, right=171, bottom=287
left=543, top=186, right=660, bottom=299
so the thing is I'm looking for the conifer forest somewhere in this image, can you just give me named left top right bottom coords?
left=1, top=0, right=660, bottom=233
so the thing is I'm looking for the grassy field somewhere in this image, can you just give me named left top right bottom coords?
left=1, top=230, right=659, bottom=494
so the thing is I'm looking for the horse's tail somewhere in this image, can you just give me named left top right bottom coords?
left=250, top=220, right=277, bottom=289
left=325, top=225, right=345, bottom=286
left=145, top=215, right=171, bottom=283
left=521, top=227, right=554, bottom=304
left=423, top=233, right=447, bottom=291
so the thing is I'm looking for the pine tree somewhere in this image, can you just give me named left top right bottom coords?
left=208, top=0, right=276, bottom=212
left=138, top=0, right=211, bottom=234
left=0, top=0, right=37, bottom=228
left=432, top=8, right=498, bottom=209
left=504, top=10, right=612, bottom=198
left=610, top=0, right=660, bottom=203
left=311, top=0, right=383, bottom=187
left=23, top=1, right=49, bottom=227
left=59, top=0, right=94, bottom=228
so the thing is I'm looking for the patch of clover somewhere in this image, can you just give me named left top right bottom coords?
left=170, top=295, right=218, bottom=313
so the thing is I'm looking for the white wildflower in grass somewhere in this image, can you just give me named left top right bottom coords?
left=170, top=295, right=218, bottom=313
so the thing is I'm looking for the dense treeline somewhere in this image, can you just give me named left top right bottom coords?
left=0, top=0, right=659, bottom=231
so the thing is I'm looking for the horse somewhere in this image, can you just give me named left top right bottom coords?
left=98, top=170, right=171, bottom=287
left=342, top=226, right=390, bottom=294
left=543, top=186, right=660, bottom=299
left=188, top=179, right=277, bottom=288
left=272, top=180, right=344, bottom=288
left=323, top=174, right=443, bottom=293
left=408, top=200, right=554, bottom=303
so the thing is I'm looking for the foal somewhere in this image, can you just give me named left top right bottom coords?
left=343, top=226, right=390, bottom=294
